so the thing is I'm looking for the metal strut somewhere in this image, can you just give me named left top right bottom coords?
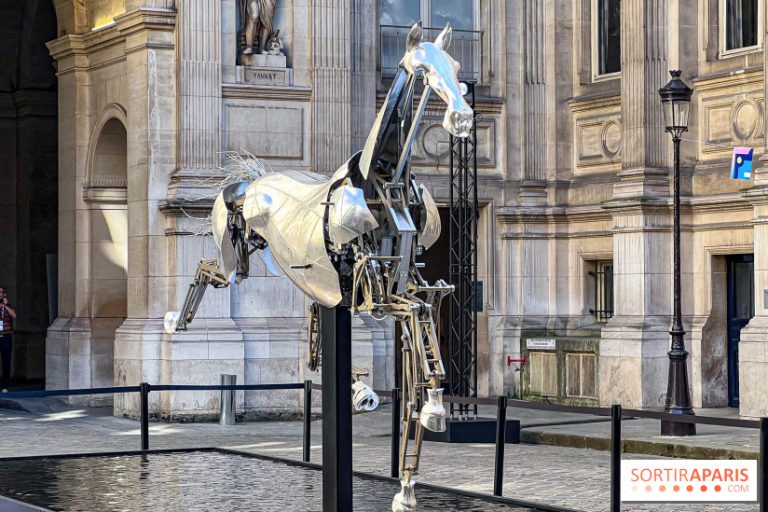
left=171, top=259, right=230, bottom=332
left=448, top=81, right=479, bottom=419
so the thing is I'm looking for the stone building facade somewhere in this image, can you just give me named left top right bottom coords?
left=0, top=0, right=766, bottom=419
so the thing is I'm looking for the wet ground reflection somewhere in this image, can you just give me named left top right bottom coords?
left=0, top=451, right=531, bottom=511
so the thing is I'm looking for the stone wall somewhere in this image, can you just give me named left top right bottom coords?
left=42, top=0, right=768, bottom=419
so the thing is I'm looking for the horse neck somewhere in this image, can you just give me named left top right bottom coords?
left=359, top=68, right=417, bottom=173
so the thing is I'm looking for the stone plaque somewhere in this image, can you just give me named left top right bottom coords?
left=526, top=338, right=556, bottom=350
left=243, top=68, right=290, bottom=85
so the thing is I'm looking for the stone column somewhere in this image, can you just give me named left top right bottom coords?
left=311, top=0, right=351, bottom=172
left=600, top=0, right=676, bottom=408
left=350, top=0, right=376, bottom=153
left=112, top=8, right=182, bottom=418
left=493, top=0, right=553, bottom=399
left=519, top=0, right=548, bottom=206
left=737, top=15, right=768, bottom=417
left=169, top=0, right=223, bottom=196
left=46, top=34, right=97, bottom=392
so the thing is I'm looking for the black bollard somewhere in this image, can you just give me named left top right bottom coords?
left=493, top=395, right=508, bottom=496
left=140, top=382, right=150, bottom=451
left=321, top=305, right=353, bottom=512
left=610, top=404, right=622, bottom=512
left=303, top=380, right=312, bottom=463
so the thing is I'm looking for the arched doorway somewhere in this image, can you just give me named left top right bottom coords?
left=84, top=114, right=128, bottom=393
left=0, top=0, right=58, bottom=386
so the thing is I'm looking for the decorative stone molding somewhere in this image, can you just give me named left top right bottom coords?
left=569, top=94, right=622, bottom=173
left=222, top=84, right=312, bottom=101
left=695, top=69, right=765, bottom=160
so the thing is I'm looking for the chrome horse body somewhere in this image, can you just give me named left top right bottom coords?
left=164, top=22, right=472, bottom=511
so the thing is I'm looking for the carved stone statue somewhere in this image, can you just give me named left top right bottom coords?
left=239, top=0, right=276, bottom=55
left=264, top=29, right=284, bottom=56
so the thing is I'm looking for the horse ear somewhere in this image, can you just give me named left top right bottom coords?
left=434, top=22, right=452, bottom=50
left=406, top=21, right=423, bottom=51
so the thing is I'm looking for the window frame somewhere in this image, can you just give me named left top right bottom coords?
left=378, top=0, right=482, bottom=82
left=565, top=352, right=597, bottom=399
left=590, top=0, right=621, bottom=82
left=589, top=260, right=614, bottom=322
left=378, top=0, right=481, bottom=32
left=719, top=0, right=764, bottom=58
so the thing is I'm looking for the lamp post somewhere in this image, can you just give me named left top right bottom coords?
left=659, top=70, right=696, bottom=436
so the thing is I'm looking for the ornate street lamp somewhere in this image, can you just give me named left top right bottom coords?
left=659, top=70, right=696, bottom=436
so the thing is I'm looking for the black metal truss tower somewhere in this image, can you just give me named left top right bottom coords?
left=448, top=82, right=478, bottom=418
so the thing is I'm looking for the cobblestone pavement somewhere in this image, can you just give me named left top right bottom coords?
left=0, top=403, right=759, bottom=512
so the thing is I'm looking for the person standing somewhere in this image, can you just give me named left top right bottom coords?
left=0, top=286, right=16, bottom=392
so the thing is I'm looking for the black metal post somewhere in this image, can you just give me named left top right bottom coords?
left=661, top=135, right=696, bottom=436
left=320, top=305, right=353, bottom=512
left=390, top=387, right=401, bottom=479
left=610, top=404, right=621, bottom=512
left=140, top=382, right=150, bottom=451
left=493, top=395, right=508, bottom=497
left=303, top=379, right=312, bottom=463
left=761, top=417, right=767, bottom=512
left=448, top=81, right=478, bottom=419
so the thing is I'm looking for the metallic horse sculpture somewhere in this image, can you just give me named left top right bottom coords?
left=165, top=21, right=472, bottom=511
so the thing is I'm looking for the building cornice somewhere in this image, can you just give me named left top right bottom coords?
left=567, top=93, right=621, bottom=113
left=114, top=8, right=177, bottom=36
left=47, top=8, right=176, bottom=72
left=691, top=67, right=763, bottom=91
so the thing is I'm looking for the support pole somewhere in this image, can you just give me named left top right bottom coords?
left=321, top=305, right=353, bottom=512
left=493, top=395, right=508, bottom=496
left=303, top=380, right=312, bottom=463
left=611, top=404, right=622, bottom=512
left=390, top=387, right=401, bottom=478
left=140, top=382, right=150, bottom=451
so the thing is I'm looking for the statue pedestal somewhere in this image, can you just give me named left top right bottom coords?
left=242, top=53, right=286, bottom=68
left=237, top=54, right=292, bottom=86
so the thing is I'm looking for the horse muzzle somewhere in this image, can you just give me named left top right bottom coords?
left=443, top=108, right=473, bottom=138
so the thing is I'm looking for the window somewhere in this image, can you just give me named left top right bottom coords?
left=592, top=0, right=621, bottom=77
left=528, top=351, right=557, bottom=396
left=566, top=353, right=597, bottom=398
left=721, top=0, right=762, bottom=53
left=589, top=260, right=614, bottom=321
left=379, top=0, right=481, bottom=82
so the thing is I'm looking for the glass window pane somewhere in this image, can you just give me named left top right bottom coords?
left=380, top=0, right=421, bottom=26
left=598, top=0, right=621, bottom=74
left=725, top=0, right=758, bottom=50
left=430, top=0, right=475, bottom=31
left=733, top=262, right=754, bottom=320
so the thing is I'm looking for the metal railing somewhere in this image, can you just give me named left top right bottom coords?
left=436, top=394, right=768, bottom=512
left=2, top=384, right=765, bottom=511
left=379, top=24, right=482, bottom=83
left=0, top=382, right=307, bottom=453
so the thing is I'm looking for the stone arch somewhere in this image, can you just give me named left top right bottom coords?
left=84, top=111, right=128, bottom=391
left=84, top=104, right=128, bottom=197
left=52, top=0, right=89, bottom=36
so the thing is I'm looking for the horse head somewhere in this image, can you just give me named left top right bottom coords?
left=401, top=21, right=473, bottom=138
